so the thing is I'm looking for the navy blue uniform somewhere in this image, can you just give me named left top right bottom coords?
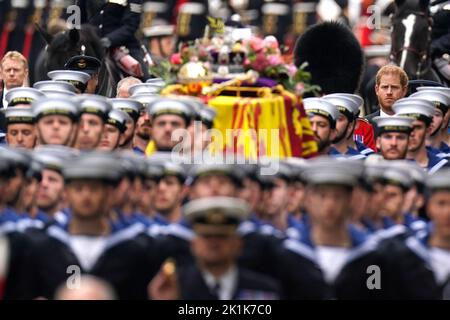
left=79, top=0, right=149, bottom=79
left=277, top=225, right=440, bottom=299
left=178, top=264, right=281, bottom=300
left=17, top=220, right=160, bottom=299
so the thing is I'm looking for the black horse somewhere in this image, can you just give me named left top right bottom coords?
left=364, top=0, right=444, bottom=112
left=33, top=24, right=123, bottom=97
left=390, top=0, right=441, bottom=82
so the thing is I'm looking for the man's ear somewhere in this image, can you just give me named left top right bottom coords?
left=401, top=86, right=408, bottom=98
left=376, top=136, right=381, bottom=150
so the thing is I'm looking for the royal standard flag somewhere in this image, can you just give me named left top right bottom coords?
left=149, top=84, right=318, bottom=159
left=205, top=86, right=317, bottom=159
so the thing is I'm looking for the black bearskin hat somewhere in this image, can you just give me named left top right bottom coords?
left=294, top=21, right=364, bottom=94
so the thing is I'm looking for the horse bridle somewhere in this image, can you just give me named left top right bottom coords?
left=390, top=11, right=433, bottom=78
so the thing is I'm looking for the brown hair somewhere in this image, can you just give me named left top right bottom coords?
left=1, top=51, right=29, bottom=70
left=375, top=65, right=408, bottom=87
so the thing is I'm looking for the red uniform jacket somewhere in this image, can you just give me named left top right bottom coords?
left=354, top=118, right=377, bottom=152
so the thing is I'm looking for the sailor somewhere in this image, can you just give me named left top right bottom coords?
left=2, top=107, right=36, bottom=149
left=323, top=93, right=375, bottom=159
left=72, top=95, right=112, bottom=151
left=110, top=98, right=142, bottom=150
left=393, top=98, right=448, bottom=173
left=31, top=96, right=80, bottom=146
left=276, top=156, right=440, bottom=299
left=422, top=168, right=450, bottom=299
left=98, top=109, right=131, bottom=151
left=303, top=97, right=339, bottom=155
left=19, top=152, right=161, bottom=299
left=144, top=98, right=194, bottom=154
left=414, top=87, right=450, bottom=158
left=372, top=116, right=414, bottom=161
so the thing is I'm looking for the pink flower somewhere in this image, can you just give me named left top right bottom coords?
left=262, top=36, right=279, bottom=50
left=295, top=82, right=305, bottom=95
left=252, top=52, right=270, bottom=72
left=248, top=36, right=264, bottom=52
left=244, top=58, right=251, bottom=67
left=267, top=54, right=282, bottom=66
left=170, top=53, right=182, bottom=65
left=286, top=64, right=298, bottom=76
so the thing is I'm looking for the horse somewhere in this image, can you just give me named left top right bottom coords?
left=390, top=0, right=441, bottom=82
left=33, top=24, right=123, bottom=97
left=363, top=0, right=444, bottom=113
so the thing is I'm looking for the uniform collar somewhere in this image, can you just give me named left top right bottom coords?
left=427, top=148, right=448, bottom=173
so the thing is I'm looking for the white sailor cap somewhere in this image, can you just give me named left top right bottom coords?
left=3, top=107, right=35, bottom=125
left=324, top=93, right=363, bottom=110
left=32, top=97, right=80, bottom=121
left=322, top=94, right=360, bottom=119
left=426, top=168, right=450, bottom=191
left=75, top=94, right=112, bottom=121
left=146, top=78, right=166, bottom=87
left=303, top=156, right=364, bottom=187
left=109, top=98, right=143, bottom=122
left=5, top=87, right=45, bottom=106
left=380, top=166, right=413, bottom=190
left=303, top=97, right=340, bottom=128
left=62, top=152, right=124, bottom=184
left=129, top=83, right=161, bottom=96
left=183, top=197, right=250, bottom=231
left=47, top=70, right=91, bottom=92
left=147, top=98, right=194, bottom=123
left=372, top=116, right=414, bottom=134
left=0, top=146, right=32, bottom=171
left=133, top=94, right=161, bottom=109
left=189, top=162, right=245, bottom=187
left=33, top=145, right=79, bottom=173
left=106, top=109, right=131, bottom=133
left=143, top=160, right=164, bottom=181
left=41, top=90, right=76, bottom=98
left=393, top=98, right=435, bottom=124
left=198, top=106, right=217, bottom=129
left=388, top=160, right=427, bottom=187
left=33, top=80, right=77, bottom=93
left=34, top=145, right=80, bottom=160
left=416, top=86, right=450, bottom=99
left=410, top=90, right=450, bottom=114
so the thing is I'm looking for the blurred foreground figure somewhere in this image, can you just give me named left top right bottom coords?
left=55, top=275, right=117, bottom=300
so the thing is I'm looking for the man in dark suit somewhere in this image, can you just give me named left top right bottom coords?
left=365, top=65, right=409, bottom=137
left=0, top=51, right=30, bottom=132
left=149, top=197, right=281, bottom=300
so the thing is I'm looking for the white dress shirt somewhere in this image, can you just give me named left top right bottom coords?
left=202, top=266, right=238, bottom=300
left=2, top=88, right=8, bottom=109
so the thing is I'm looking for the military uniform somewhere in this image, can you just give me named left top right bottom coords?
left=79, top=0, right=149, bottom=79
left=393, top=98, right=449, bottom=173
left=17, top=152, right=161, bottom=299
left=275, top=158, right=440, bottom=299
left=419, top=168, right=450, bottom=299
left=172, top=197, right=282, bottom=300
